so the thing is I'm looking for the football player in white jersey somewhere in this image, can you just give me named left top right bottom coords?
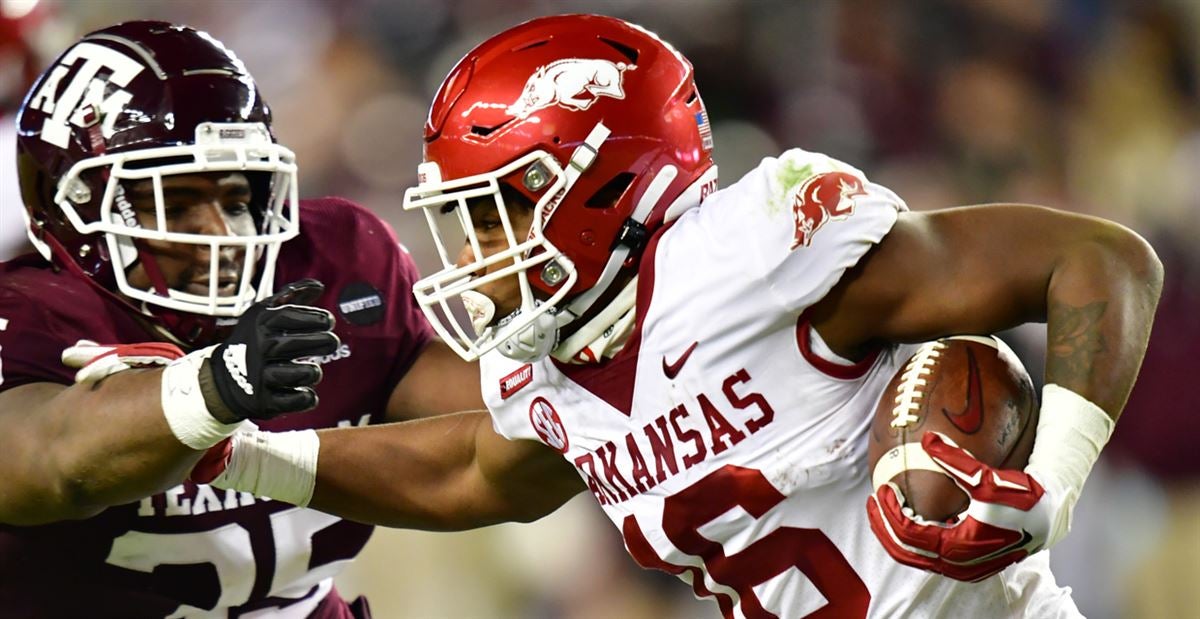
left=195, top=14, right=1162, bottom=618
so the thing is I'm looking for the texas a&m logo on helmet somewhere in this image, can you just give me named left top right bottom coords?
left=15, top=21, right=300, bottom=347
left=26, top=42, right=144, bottom=148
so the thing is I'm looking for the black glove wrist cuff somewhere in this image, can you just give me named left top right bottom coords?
left=199, top=355, right=244, bottom=424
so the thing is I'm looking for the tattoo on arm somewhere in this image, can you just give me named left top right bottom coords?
left=1046, top=300, right=1107, bottom=386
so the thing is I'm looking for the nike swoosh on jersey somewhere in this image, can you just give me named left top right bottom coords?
left=662, top=341, right=699, bottom=379
left=942, top=347, right=984, bottom=434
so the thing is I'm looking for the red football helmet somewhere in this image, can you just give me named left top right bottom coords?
left=404, top=14, right=717, bottom=361
left=15, top=21, right=299, bottom=345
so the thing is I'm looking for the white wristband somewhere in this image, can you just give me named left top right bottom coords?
left=209, top=429, right=320, bottom=507
left=1025, top=383, right=1116, bottom=547
left=161, top=346, right=246, bottom=449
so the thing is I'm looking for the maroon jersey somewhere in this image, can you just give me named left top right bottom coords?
left=0, top=198, right=431, bottom=618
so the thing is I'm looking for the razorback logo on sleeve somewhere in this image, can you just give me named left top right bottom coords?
left=789, top=171, right=867, bottom=249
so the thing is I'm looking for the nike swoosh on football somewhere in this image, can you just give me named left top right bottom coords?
left=662, top=341, right=699, bottom=379
left=942, top=347, right=984, bottom=434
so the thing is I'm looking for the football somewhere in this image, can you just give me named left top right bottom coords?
left=868, top=335, right=1038, bottom=522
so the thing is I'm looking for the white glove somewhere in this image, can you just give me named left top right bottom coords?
left=867, top=384, right=1115, bottom=581
left=62, top=340, right=185, bottom=383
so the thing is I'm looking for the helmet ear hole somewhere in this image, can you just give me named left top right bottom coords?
left=585, top=172, right=636, bottom=209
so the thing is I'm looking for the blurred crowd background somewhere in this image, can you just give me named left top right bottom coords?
left=2, top=0, right=1197, bottom=617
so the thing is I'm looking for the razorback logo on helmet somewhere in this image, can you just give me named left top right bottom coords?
left=506, top=58, right=634, bottom=119
left=26, top=42, right=144, bottom=148
left=529, top=397, right=569, bottom=453
left=790, top=171, right=868, bottom=250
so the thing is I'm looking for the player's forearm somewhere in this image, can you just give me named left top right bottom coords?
left=1043, top=223, right=1162, bottom=419
left=0, top=371, right=201, bottom=525
left=309, top=413, right=518, bottom=531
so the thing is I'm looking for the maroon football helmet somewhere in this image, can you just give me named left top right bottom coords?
left=15, top=21, right=299, bottom=345
left=404, top=14, right=718, bottom=361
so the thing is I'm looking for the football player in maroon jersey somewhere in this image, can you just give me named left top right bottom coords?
left=0, top=21, right=481, bottom=618
left=206, top=14, right=1161, bottom=617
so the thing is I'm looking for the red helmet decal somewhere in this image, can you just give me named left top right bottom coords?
left=507, top=58, right=634, bottom=118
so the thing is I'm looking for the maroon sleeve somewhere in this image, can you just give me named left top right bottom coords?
left=279, top=198, right=435, bottom=421
left=0, top=286, right=83, bottom=391
left=0, top=262, right=150, bottom=392
left=376, top=224, right=435, bottom=393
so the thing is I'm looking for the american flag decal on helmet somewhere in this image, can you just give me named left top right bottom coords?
left=695, top=110, right=713, bottom=152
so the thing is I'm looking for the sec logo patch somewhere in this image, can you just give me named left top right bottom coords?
left=529, top=397, right=569, bottom=453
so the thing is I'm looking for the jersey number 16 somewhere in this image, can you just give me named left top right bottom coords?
left=623, top=464, right=870, bottom=618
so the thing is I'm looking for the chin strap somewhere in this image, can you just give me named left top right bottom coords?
left=548, top=166, right=718, bottom=365
left=490, top=123, right=611, bottom=363
left=562, top=122, right=611, bottom=190
left=496, top=306, right=572, bottom=363
left=495, top=134, right=717, bottom=365
left=552, top=278, right=638, bottom=364
left=558, top=164, right=677, bottom=323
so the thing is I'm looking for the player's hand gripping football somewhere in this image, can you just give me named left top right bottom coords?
left=197, top=278, right=339, bottom=423
left=865, top=431, right=1068, bottom=582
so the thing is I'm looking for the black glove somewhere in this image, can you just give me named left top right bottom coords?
left=199, top=279, right=339, bottom=422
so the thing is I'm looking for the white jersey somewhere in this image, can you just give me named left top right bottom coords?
left=482, top=149, right=1079, bottom=618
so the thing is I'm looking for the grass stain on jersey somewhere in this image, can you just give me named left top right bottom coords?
left=770, top=159, right=816, bottom=216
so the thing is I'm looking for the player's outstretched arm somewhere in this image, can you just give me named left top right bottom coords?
left=812, top=204, right=1163, bottom=580
left=314, top=411, right=585, bottom=530
left=0, top=280, right=339, bottom=526
left=0, top=370, right=202, bottom=525
left=196, top=411, right=586, bottom=531
left=383, top=339, right=487, bottom=422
